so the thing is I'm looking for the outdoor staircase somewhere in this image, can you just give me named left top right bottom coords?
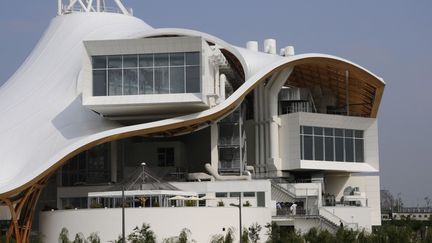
left=271, top=181, right=296, bottom=203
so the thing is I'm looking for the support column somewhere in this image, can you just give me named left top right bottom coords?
left=111, top=141, right=118, bottom=183
left=210, top=123, right=219, bottom=173
left=267, top=67, right=294, bottom=172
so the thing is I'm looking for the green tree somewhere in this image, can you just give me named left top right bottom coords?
left=59, top=227, right=70, bottom=243
left=127, top=223, right=156, bottom=243
left=87, top=232, right=101, bottom=243
left=248, top=223, right=262, bottom=243
left=73, top=233, right=85, bottom=243
left=241, top=228, right=250, bottom=243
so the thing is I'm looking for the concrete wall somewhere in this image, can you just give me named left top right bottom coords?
left=40, top=207, right=271, bottom=243
left=323, top=206, right=372, bottom=231
left=325, top=174, right=381, bottom=226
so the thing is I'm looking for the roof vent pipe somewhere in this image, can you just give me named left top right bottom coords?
left=246, top=41, right=259, bottom=52
left=264, top=39, right=277, bottom=54
left=280, top=46, right=295, bottom=56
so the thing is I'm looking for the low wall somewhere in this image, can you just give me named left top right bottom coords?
left=40, top=207, right=271, bottom=243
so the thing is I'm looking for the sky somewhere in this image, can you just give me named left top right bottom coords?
left=0, top=1, right=431, bottom=206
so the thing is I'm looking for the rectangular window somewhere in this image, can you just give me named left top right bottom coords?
left=139, top=68, right=153, bottom=94
left=123, top=69, right=138, bottom=95
left=355, top=139, right=364, bottom=162
left=335, top=137, right=344, bottom=161
left=186, top=66, right=200, bottom=93
left=314, top=136, right=324, bottom=160
left=325, top=137, right=334, bottom=161
left=229, top=192, right=240, bottom=198
left=92, top=52, right=201, bottom=96
left=157, top=148, right=175, bottom=167
left=108, top=69, right=122, bottom=96
left=216, top=192, right=227, bottom=198
left=303, top=135, right=313, bottom=160
left=345, top=138, right=354, bottom=162
left=93, top=70, right=106, bottom=96
left=243, top=192, right=256, bottom=197
left=154, top=67, right=169, bottom=94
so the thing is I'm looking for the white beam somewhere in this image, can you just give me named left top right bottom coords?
left=113, top=0, right=130, bottom=15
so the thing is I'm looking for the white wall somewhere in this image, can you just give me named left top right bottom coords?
left=325, top=174, right=381, bottom=226
left=40, top=207, right=271, bottom=243
left=323, top=206, right=372, bottom=231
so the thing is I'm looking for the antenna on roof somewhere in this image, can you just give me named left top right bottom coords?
left=58, top=0, right=133, bottom=16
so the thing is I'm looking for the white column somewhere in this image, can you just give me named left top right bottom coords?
left=268, top=67, right=293, bottom=170
left=111, top=141, right=118, bottom=183
left=210, top=124, right=219, bottom=172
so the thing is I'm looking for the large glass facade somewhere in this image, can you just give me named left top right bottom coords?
left=300, top=126, right=364, bottom=162
left=92, top=52, right=201, bottom=96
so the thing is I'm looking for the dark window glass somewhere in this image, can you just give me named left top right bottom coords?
left=157, top=148, right=174, bottom=167
left=170, top=53, right=185, bottom=66
left=345, top=138, right=354, bottom=162
left=300, top=136, right=303, bottom=159
left=303, top=126, right=313, bottom=135
left=123, top=55, right=137, bottom=68
left=324, top=128, right=334, bottom=136
left=123, top=69, right=138, bottom=95
left=314, top=136, right=324, bottom=160
left=243, top=192, right=255, bottom=197
left=355, top=139, right=364, bottom=162
left=230, top=192, right=240, bottom=198
left=314, top=127, right=323, bottom=136
left=186, top=66, right=200, bottom=93
left=216, top=192, right=227, bottom=198
left=186, top=52, right=200, bottom=65
left=355, top=130, right=364, bottom=138
left=325, top=137, right=334, bottom=161
left=108, top=69, right=122, bottom=95
left=93, top=56, right=106, bottom=69
left=335, top=137, right=344, bottom=161
left=154, top=53, right=169, bottom=66
left=108, top=56, right=122, bottom=68
left=335, top=128, right=344, bottom=137
left=139, top=54, right=153, bottom=67
left=154, top=67, right=169, bottom=94
left=257, top=192, right=265, bottom=207
left=303, top=135, right=313, bottom=160
left=345, top=129, right=354, bottom=138
left=170, top=67, right=185, bottom=93
left=93, top=70, right=106, bottom=96
left=139, top=68, right=153, bottom=94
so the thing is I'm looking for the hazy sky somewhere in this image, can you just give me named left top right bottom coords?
left=0, top=1, right=431, bottom=206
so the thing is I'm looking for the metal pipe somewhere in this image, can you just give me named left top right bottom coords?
left=121, top=185, right=125, bottom=243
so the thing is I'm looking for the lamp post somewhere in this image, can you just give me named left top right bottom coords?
left=141, top=162, right=146, bottom=190
left=230, top=193, right=242, bottom=243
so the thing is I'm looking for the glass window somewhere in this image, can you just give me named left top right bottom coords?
left=345, top=138, right=354, bottom=162
left=355, top=139, right=364, bottom=162
left=170, top=67, right=185, bottom=93
left=154, top=53, right=169, bottom=66
left=139, top=54, right=153, bottom=67
left=303, top=135, right=313, bottom=160
left=154, top=67, right=169, bottom=94
left=139, top=68, right=153, bottom=94
left=325, top=137, right=334, bottom=161
left=123, top=69, right=138, bottom=95
left=108, top=69, right=122, bottom=95
left=123, top=55, right=138, bottom=68
left=355, top=130, right=364, bottom=138
left=170, top=53, right=184, bottom=66
left=314, top=127, right=323, bottom=136
left=186, top=52, right=200, bottom=65
left=314, top=136, right=324, bottom=160
left=243, top=192, right=255, bottom=197
left=303, top=126, right=313, bottom=135
left=345, top=129, right=354, bottom=138
left=335, top=129, right=344, bottom=137
left=157, top=148, right=174, bottom=167
left=92, top=56, right=106, bottom=69
left=335, top=137, right=344, bottom=161
left=93, top=70, right=106, bottom=96
left=186, top=66, right=200, bottom=93
left=216, top=192, right=227, bottom=198
left=324, top=128, right=334, bottom=136
left=230, top=192, right=240, bottom=198
left=108, top=56, right=122, bottom=68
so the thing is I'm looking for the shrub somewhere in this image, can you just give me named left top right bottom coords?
left=127, top=223, right=156, bottom=243
left=243, top=201, right=251, bottom=207
left=87, top=232, right=101, bottom=243
left=59, top=227, right=70, bottom=243
left=217, top=201, right=225, bottom=207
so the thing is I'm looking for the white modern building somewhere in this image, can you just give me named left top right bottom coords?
left=0, top=1, right=385, bottom=242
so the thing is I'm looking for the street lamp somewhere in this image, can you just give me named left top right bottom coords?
left=141, top=162, right=146, bottom=190
left=229, top=193, right=242, bottom=243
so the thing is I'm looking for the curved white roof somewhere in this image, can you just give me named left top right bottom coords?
left=0, top=12, right=385, bottom=197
